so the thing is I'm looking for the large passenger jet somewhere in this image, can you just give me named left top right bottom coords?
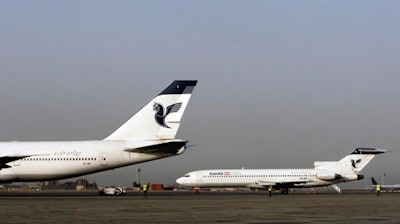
left=0, top=80, right=197, bottom=183
left=177, top=148, right=386, bottom=193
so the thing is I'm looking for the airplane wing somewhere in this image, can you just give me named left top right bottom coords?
left=0, top=155, right=30, bottom=169
left=256, top=179, right=313, bottom=187
left=256, top=179, right=343, bottom=193
left=124, top=140, right=188, bottom=154
left=0, top=154, right=50, bottom=169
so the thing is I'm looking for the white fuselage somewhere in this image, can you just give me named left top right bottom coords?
left=0, top=140, right=180, bottom=183
left=0, top=80, right=197, bottom=184
left=176, top=169, right=358, bottom=189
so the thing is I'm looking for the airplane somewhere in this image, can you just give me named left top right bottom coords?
left=176, top=148, right=386, bottom=194
left=370, top=177, right=400, bottom=191
left=0, top=80, right=197, bottom=183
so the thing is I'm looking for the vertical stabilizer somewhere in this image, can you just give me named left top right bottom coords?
left=339, top=148, right=386, bottom=173
left=104, top=80, right=197, bottom=141
left=314, top=148, right=386, bottom=173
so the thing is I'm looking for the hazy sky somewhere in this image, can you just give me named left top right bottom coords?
left=0, top=1, right=399, bottom=189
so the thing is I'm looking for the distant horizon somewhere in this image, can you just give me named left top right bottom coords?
left=1, top=1, right=399, bottom=189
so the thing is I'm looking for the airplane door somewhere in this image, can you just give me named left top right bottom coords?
left=196, top=173, right=201, bottom=182
left=100, top=153, right=107, bottom=166
left=13, top=159, right=20, bottom=167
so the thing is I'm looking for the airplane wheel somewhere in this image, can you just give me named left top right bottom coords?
left=281, top=189, right=289, bottom=194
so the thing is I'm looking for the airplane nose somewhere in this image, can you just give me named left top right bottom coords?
left=176, top=177, right=183, bottom=185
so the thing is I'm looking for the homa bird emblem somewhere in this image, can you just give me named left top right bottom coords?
left=351, top=159, right=361, bottom=168
left=153, top=102, right=182, bottom=128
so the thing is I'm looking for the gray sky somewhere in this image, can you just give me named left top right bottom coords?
left=0, top=1, right=399, bottom=189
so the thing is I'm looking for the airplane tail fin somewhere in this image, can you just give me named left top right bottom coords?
left=371, top=177, right=379, bottom=185
left=338, top=148, right=387, bottom=173
left=104, top=80, right=197, bottom=141
left=314, top=148, right=386, bottom=174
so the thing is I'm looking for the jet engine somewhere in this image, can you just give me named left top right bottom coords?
left=316, top=171, right=341, bottom=180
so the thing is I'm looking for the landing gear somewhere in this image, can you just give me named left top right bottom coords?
left=280, top=188, right=289, bottom=194
left=192, top=187, right=200, bottom=194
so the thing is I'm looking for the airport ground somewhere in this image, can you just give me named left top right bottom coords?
left=0, top=190, right=399, bottom=224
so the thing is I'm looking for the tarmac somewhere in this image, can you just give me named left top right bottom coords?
left=0, top=190, right=399, bottom=224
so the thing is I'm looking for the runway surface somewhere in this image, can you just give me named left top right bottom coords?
left=0, top=191, right=399, bottom=223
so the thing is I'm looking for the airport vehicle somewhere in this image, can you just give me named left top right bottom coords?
left=99, top=186, right=126, bottom=196
left=177, top=148, right=386, bottom=194
left=370, top=177, right=400, bottom=191
left=0, top=80, right=197, bottom=183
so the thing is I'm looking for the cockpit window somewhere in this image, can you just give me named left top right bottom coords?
left=184, top=174, right=191, bottom=177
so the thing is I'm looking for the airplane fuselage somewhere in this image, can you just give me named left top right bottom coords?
left=0, top=140, right=183, bottom=183
left=176, top=169, right=359, bottom=189
left=177, top=148, right=386, bottom=193
left=0, top=80, right=197, bottom=183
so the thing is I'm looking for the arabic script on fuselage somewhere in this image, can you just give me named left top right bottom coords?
left=53, top=151, right=82, bottom=157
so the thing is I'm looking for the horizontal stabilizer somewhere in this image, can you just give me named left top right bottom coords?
left=124, top=140, right=188, bottom=154
left=349, top=148, right=387, bottom=155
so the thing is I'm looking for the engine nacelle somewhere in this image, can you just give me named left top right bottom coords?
left=316, top=171, right=341, bottom=180
left=342, top=174, right=363, bottom=181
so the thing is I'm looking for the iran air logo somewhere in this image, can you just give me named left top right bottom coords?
left=351, top=159, right=361, bottom=168
left=153, top=102, right=182, bottom=128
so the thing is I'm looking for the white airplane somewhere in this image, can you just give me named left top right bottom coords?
left=0, top=80, right=197, bottom=183
left=177, top=148, right=386, bottom=194
left=370, top=177, right=400, bottom=191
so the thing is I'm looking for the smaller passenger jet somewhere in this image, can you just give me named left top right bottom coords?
left=0, top=80, right=197, bottom=183
left=176, top=148, right=386, bottom=194
left=370, top=177, right=400, bottom=191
